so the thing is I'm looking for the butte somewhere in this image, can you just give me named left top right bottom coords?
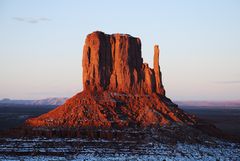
left=25, top=31, right=197, bottom=129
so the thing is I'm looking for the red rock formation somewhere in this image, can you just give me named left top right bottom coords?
left=26, top=90, right=196, bottom=128
left=154, top=45, right=165, bottom=95
left=82, top=31, right=165, bottom=95
left=25, top=31, right=196, bottom=128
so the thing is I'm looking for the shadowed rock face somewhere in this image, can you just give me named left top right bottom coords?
left=82, top=31, right=165, bottom=95
left=25, top=31, right=197, bottom=128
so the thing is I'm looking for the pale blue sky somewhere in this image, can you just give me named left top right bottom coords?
left=0, top=0, right=239, bottom=100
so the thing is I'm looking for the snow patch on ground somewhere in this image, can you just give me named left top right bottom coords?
left=0, top=137, right=239, bottom=160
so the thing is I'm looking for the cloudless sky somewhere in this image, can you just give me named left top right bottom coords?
left=0, top=0, right=240, bottom=101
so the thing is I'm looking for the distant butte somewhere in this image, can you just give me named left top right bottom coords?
left=25, top=31, right=197, bottom=128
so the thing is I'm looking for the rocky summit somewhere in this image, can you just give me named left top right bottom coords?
left=25, top=31, right=197, bottom=128
left=82, top=31, right=165, bottom=95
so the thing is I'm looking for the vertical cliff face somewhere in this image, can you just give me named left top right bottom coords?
left=82, top=31, right=165, bottom=95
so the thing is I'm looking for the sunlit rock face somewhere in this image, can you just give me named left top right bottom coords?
left=82, top=31, right=165, bottom=95
left=25, top=31, right=197, bottom=128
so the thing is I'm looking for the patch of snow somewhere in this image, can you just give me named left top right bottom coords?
left=0, top=138, right=239, bottom=160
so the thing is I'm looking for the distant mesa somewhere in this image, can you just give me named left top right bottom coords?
left=25, top=31, right=197, bottom=128
left=0, top=98, right=67, bottom=106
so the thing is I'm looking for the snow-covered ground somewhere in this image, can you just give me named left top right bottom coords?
left=0, top=137, right=239, bottom=160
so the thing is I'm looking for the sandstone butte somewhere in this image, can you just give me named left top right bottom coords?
left=25, top=31, right=197, bottom=129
